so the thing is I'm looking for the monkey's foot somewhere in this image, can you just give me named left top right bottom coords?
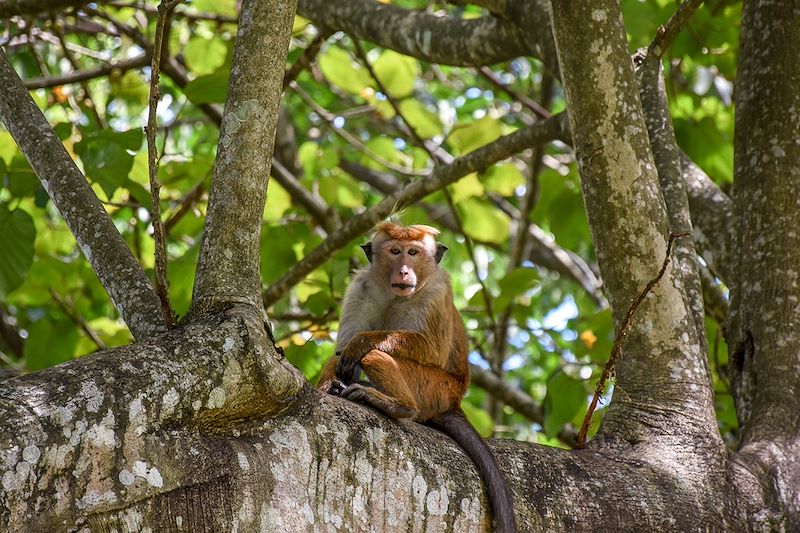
left=328, top=379, right=346, bottom=396
left=341, top=383, right=417, bottom=419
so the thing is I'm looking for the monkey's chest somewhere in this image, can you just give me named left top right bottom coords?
left=370, top=301, right=425, bottom=332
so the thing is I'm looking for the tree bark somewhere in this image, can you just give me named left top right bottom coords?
left=189, top=0, right=298, bottom=316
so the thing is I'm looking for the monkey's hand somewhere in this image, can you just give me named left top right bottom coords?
left=336, top=336, right=374, bottom=383
left=335, top=350, right=362, bottom=384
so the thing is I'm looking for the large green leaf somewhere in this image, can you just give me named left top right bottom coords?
left=544, top=371, right=587, bottom=437
left=398, top=99, right=443, bottom=139
left=185, top=70, right=230, bottom=105
left=458, top=198, right=509, bottom=244
left=24, top=317, right=79, bottom=371
left=318, top=47, right=371, bottom=96
left=0, top=205, right=36, bottom=297
left=74, top=129, right=143, bottom=198
left=185, top=36, right=229, bottom=75
left=447, top=116, right=503, bottom=155
left=373, top=50, right=418, bottom=98
left=2, top=155, right=39, bottom=198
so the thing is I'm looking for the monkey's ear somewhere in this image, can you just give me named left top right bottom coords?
left=435, top=244, right=448, bottom=264
left=361, top=242, right=373, bottom=263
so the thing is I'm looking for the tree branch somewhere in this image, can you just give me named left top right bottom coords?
left=263, top=114, right=564, bottom=307
left=23, top=54, right=150, bottom=89
left=297, top=0, right=549, bottom=68
left=0, top=49, right=167, bottom=341
left=548, top=0, right=722, bottom=447
left=146, top=0, right=181, bottom=329
left=189, top=0, right=298, bottom=315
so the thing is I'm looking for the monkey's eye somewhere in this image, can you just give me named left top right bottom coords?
left=390, top=248, right=402, bottom=255
left=408, top=249, right=418, bottom=256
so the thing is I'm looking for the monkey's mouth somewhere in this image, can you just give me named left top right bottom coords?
left=392, top=283, right=416, bottom=293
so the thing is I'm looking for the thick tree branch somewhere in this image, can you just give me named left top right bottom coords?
left=297, top=0, right=556, bottom=70
left=548, top=0, right=721, bottom=448
left=730, top=0, right=800, bottom=445
left=0, top=49, right=167, bottom=341
left=263, top=114, right=564, bottom=307
left=680, top=152, right=733, bottom=283
left=189, top=0, right=298, bottom=315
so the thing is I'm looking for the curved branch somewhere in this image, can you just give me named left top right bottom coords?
left=24, top=55, right=150, bottom=89
left=263, top=114, right=564, bottom=307
left=297, top=0, right=553, bottom=68
left=0, top=49, right=167, bottom=341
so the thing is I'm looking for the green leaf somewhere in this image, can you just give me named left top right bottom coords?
left=264, top=181, right=291, bottom=223
left=109, top=70, right=148, bottom=107
left=483, top=163, right=525, bottom=196
left=185, top=36, right=229, bottom=75
left=544, top=371, right=586, bottom=437
left=185, top=70, right=230, bottom=105
left=318, top=47, right=371, bottom=96
left=319, top=170, right=363, bottom=209
left=447, top=116, right=503, bottom=155
left=191, top=0, right=237, bottom=16
left=0, top=205, right=36, bottom=297
left=449, top=173, right=484, bottom=203
left=496, top=267, right=540, bottom=312
left=458, top=198, right=509, bottom=244
left=3, top=155, right=39, bottom=198
left=373, top=50, right=418, bottom=98
left=289, top=340, right=326, bottom=380
left=74, top=130, right=142, bottom=198
left=360, top=136, right=404, bottom=171
left=461, top=400, right=494, bottom=438
left=24, top=317, right=79, bottom=371
left=399, top=99, right=443, bottom=139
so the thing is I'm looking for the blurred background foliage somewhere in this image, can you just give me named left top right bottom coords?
left=0, top=0, right=739, bottom=448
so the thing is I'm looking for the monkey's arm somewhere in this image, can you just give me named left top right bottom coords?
left=336, top=330, right=439, bottom=382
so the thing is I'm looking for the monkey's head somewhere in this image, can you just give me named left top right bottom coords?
left=362, top=222, right=448, bottom=297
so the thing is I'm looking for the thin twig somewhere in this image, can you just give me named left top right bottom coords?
left=146, top=0, right=181, bottom=329
left=576, top=232, right=690, bottom=448
left=50, top=289, right=107, bottom=350
left=283, top=32, right=329, bottom=90
left=648, top=0, right=705, bottom=58
left=478, top=66, right=551, bottom=119
left=289, top=81, right=430, bottom=177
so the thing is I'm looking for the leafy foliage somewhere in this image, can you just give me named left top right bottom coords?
left=0, top=0, right=738, bottom=447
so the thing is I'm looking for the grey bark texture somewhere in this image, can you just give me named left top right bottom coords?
left=1, top=0, right=800, bottom=530
left=189, top=0, right=298, bottom=316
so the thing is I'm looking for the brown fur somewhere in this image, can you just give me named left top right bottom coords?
left=317, top=222, right=517, bottom=532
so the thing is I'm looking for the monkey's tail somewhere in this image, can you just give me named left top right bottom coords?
left=429, top=410, right=518, bottom=533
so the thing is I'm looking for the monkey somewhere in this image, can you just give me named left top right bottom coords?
left=317, top=221, right=517, bottom=533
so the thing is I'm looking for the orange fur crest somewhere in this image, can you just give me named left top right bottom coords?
left=375, top=222, right=440, bottom=241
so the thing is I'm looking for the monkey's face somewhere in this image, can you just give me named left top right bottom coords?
left=379, top=240, right=431, bottom=297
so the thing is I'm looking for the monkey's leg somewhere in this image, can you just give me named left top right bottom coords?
left=341, top=349, right=419, bottom=419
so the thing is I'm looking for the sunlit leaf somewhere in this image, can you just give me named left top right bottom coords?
left=185, top=36, right=229, bottom=75
left=447, top=116, right=503, bottom=155
left=458, top=197, right=509, bottom=243
left=483, top=163, right=525, bottom=196
left=373, top=50, right=418, bottom=98
left=0, top=205, right=36, bottom=297
left=318, top=47, right=371, bottom=95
